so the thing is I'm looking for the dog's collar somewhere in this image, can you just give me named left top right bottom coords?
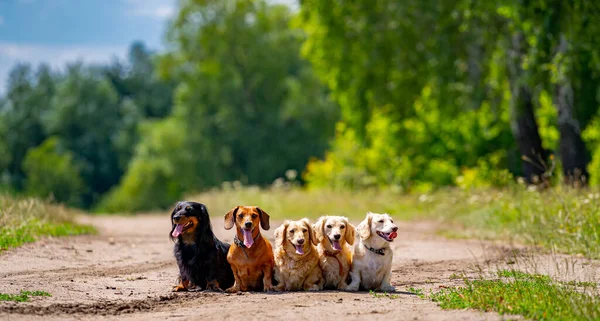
left=233, top=231, right=260, bottom=249
left=233, top=231, right=260, bottom=259
left=364, top=244, right=386, bottom=256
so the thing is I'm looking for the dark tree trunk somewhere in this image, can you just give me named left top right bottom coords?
left=508, top=33, right=549, bottom=185
left=554, top=34, right=589, bottom=187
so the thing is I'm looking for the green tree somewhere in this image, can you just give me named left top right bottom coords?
left=0, top=64, right=54, bottom=189
left=101, top=0, right=338, bottom=211
left=44, top=64, right=125, bottom=206
left=22, top=137, right=85, bottom=206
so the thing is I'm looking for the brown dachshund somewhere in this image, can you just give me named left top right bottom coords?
left=224, top=206, right=275, bottom=292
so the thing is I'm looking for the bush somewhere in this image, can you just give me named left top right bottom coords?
left=95, top=118, right=194, bottom=213
left=22, top=137, right=85, bottom=206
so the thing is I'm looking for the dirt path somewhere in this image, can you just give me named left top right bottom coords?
left=0, top=214, right=597, bottom=321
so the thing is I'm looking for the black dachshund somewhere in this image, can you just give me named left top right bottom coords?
left=170, top=201, right=234, bottom=291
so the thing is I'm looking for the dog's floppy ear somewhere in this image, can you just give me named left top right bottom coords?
left=274, top=221, right=288, bottom=248
left=256, top=207, right=270, bottom=230
left=169, top=202, right=182, bottom=242
left=344, top=218, right=355, bottom=245
left=303, top=218, right=318, bottom=246
left=224, top=206, right=239, bottom=230
left=356, top=212, right=373, bottom=240
left=313, top=216, right=325, bottom=242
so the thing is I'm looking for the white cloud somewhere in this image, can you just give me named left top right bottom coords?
left=125, top=0, right=176, bottom=19
left=0, top=43, right=128, bottom=94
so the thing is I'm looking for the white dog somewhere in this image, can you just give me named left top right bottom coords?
left=347, top=212, right=398, bottom=292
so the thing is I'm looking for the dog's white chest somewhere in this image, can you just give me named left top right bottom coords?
left=367, top=257, right=382, bottom=271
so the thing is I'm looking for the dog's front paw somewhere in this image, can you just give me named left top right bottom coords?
left=225, top=286, right=240, bottom=293
left=263, top=284, right=275, bottom=292
left=172, top=284, right=187, bottom=292
left=172, top=279, right=190, bottom=292
left=378, top=285, right=396, bottom=293
left=306, top=284, right=321, bottom=292
left=206, top=280, right=223, bottom=292
left=345, top=283, right=359, bottom=292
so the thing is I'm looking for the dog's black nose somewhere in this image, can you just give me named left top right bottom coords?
left=333, top=234, right=341, bottom=240
left=244, top=221, right=252, bottom=228
left=297, top=239, right=305, bottom=244
left=392, top=226, right=398, bottom=232
left=173, top=214, right=182, bottom=220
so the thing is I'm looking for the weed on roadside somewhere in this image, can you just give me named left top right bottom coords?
left=370, top=290, right=401, bottom=299
left=431, top=270, right=600, bottom=321
left=0, top=291, right=51, bottom=302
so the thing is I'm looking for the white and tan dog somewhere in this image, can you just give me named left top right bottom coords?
left=273, top=219, right=324, bottom=291
left=313, top=216, right=355, bottom=290
left=347, top=212, right=398, bottom=292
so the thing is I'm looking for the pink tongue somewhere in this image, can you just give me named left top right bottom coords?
left=172, top=224, right=183, bottom=238
left=389, top=232, right=398, bottom=239
left=332, top=240, right=342, bottom=251
left=295, top=245, right=304, bottom=255
left=242, top=229, right=254, bottom=248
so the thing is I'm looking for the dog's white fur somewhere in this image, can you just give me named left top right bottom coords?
left=313, top=216, right=355, bottom=290
left=347, top=212, right=397, bottom=292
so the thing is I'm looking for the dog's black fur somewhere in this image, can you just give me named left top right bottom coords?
left=170, top=201, right=234, bottom=291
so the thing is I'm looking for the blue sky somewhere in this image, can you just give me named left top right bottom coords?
left=0, top=0, right=179, bottom=93
left=0, top=0, right=296, bottom=93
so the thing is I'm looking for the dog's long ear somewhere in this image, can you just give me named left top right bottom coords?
left=224, top=206, right=239, bottom=230
left=256, top=207, right=270, bottom=230
left=303, top=218, right=318, bottom=246
left=169, top=202, right=182, bottom=242
left=344, top=218, right=355, bottom=245
left=356, top=213, right=373, bottom=240
left=313, top=217, right=325, bottom=242
left=274, top=221, right=288, bottom=248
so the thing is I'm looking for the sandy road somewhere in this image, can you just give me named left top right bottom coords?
left=2, top=213, right=589, bottom=321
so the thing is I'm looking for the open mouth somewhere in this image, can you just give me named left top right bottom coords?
left=241, top=228, right=255, bottom=248
left=294, top=244, right=305, bottom=255
left=330, top=238, right=342, bottom=251
left=376, top=231, right=398, bottom=242
left=171, top=221, right=194, bottom=238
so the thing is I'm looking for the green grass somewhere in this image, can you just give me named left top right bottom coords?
left=187, top=186, right=419, bottom=220
left=407, top=287, right=425, bottom=298
left=0, top=291, right=51, bottom=302
left=431, top=270, right=600, bottom=321
left=187, top=184, right=600, bottom=258
left=370, top=290, right=400, bottom=299
left=420, top=186, right=600, bottom=258
left=0, top=195, right=95, bottom=251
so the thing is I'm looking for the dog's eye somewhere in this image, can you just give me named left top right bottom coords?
left=252, top=214, right=258, bottom=219
left=378, top=219, right=384, bottom=223
left=289, top=229, right=295, bottom=234
left=340, top=225, right=345, bottom=229
left=391, top=220, right=394, bottom=223
left=326, top=225, right=332, bottom=229
left=302, top=228, right=307, bottom=233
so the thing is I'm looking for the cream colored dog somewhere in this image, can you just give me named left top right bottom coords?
left=313, top=216, right=355, bottom=290
left=273, top=219, right=324, bottom=291
left=347, top=212, right=398, bottom=292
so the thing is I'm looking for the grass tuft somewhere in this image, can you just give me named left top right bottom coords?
left=431, top=271, right=600, bottom=321
left=0, top=195, right=95, bottom=251
left=370, top=290, right=400, bottom=299
left=0, top=290, right=51, bottom=302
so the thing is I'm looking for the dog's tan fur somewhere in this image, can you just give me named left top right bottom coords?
left=224, top=206, right=274, bottom=292
left=273, top=219, right=324, bottom=291
left=313, top=216, right=354, bottom=290
left=347, top=212, right=397, bottom=292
